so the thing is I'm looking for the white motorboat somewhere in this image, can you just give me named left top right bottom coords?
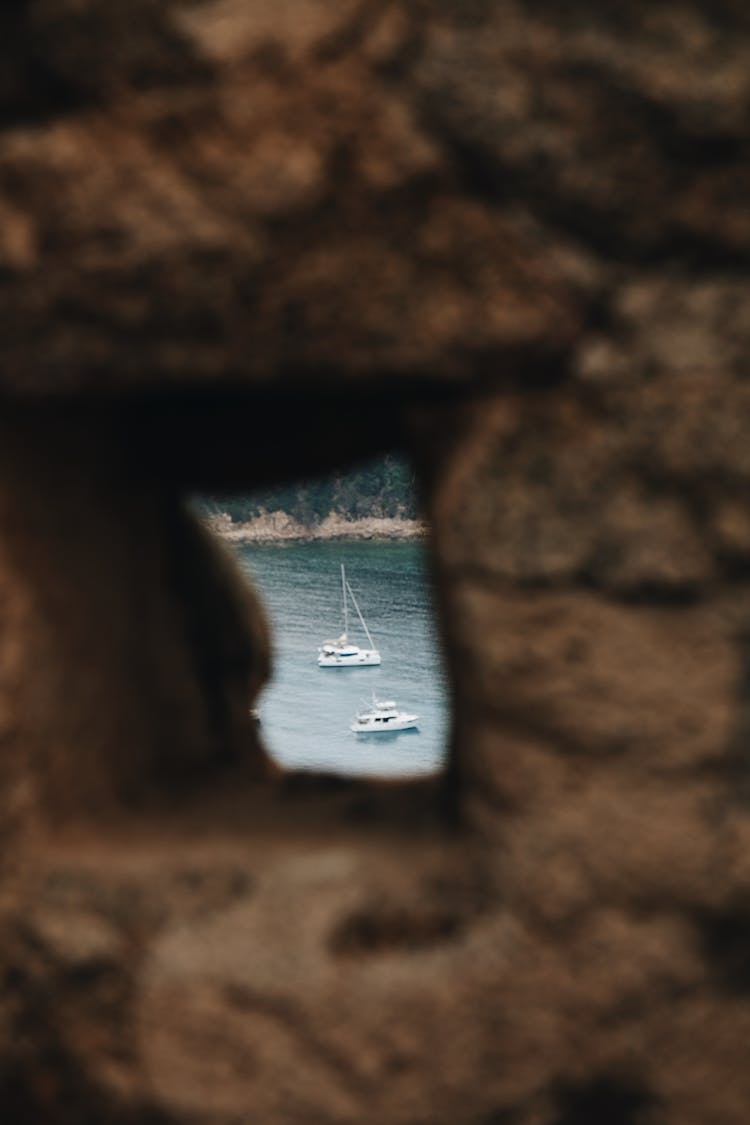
left=350, top=696, right=419, bottom=734
left=318, top=564, right=381, bottom=667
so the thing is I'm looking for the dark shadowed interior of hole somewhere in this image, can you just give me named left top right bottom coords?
left=197, top=455, right=449, bottom=778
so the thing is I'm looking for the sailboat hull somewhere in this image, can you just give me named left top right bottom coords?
left=318, top=649, right=381, bottom=667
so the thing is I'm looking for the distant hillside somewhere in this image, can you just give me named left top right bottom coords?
left=201, top=455, right=418, bottom=526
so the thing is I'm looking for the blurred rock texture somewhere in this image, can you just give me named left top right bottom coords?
left=1, top=1, right=750, bottom=1122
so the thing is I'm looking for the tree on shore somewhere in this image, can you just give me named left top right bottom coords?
left=200, top=454, right=418, bottom=526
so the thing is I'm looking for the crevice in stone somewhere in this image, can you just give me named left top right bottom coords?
left=0, top=1, right=216, bottom=133
left=330, top=905, right=465, bottom=956
left=695, top=902, right=750, bottom=996
left=551, top=1074, right=657, bottom=1125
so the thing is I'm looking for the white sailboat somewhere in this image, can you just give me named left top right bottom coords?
left=318, top=564, right=381, bottom=667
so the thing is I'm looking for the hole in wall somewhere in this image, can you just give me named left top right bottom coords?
left=196, top=454, right=449, bottom=779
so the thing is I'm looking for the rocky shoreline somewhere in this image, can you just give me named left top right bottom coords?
left=208, top=510, right=426, bottom=544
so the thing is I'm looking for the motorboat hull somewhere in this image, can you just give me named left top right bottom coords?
left=351, top=714, right=419, bottom=733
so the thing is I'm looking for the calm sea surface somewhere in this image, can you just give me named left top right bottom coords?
left=237, top=540, right=449, bottom=776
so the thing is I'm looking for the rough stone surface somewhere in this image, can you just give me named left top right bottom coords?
left=1, top=2, right=750, bottom=1123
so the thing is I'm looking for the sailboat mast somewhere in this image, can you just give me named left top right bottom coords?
left=346, top=580, right=377, bottom=651
left=341, top=563, right=348, bottom=639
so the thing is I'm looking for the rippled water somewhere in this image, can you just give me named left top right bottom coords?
left=237, top=540, right=449, bottom=776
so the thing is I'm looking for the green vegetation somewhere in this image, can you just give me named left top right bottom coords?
left=202, top=454, right=418, bottom=525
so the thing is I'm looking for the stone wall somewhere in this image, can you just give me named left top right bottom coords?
left=1, top=2, right=750, bottom=1122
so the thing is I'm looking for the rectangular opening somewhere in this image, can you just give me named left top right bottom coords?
left=198, top=455, right=449, bottom=779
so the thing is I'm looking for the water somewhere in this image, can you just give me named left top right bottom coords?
left=236, top=540, right=449, bottom=777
